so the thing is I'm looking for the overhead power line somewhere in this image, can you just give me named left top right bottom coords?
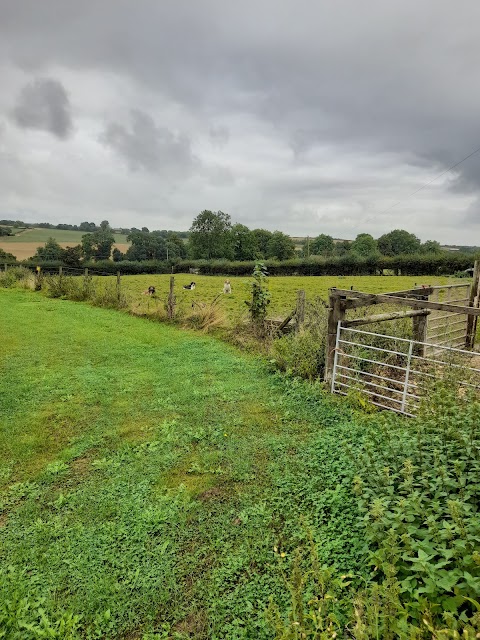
left=377, top=143, right=480, bottom=216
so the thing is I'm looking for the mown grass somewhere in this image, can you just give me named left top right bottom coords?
left=0, top=289, right=367, bottom=638
left=2, top=290, right=479, bottom=639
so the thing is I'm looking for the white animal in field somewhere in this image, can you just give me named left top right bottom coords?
left=223, top=280, right=232, bottom=294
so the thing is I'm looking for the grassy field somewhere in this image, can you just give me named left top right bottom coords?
left=0, top=227, right=130, bottom=260
left=0, top=289, right=370, bottom=638
left=110, top=273, right=462, bottom=319
left=1, top=289, right=479, bottom=638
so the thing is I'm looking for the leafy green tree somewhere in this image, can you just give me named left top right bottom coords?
left=266, top=231, right=295, bottom=260
left=62, top=245, right=83, bottom=268
left=231, top=224, right=257, bottom=261
left=251, top=229, right=273, bottom=258
left=125, top=230, right=167, bottom=261
left=0, top=227, right=13, bottom=237
left=165, top=232, right=187, bottom=260
left=79, top=221, right=97, bottom=232
left=0, top=247, right=16, bottom=262
left=311, top=234, right=334, bottom=256
left=33, top=237, right=65, bottom=261
left=81, top=222, right=115, bottom=261
left=333, top=240, right=351, bottom=257
left=189, top=210, right=233, bottom=259
left=351, top=233, right=378, bottom=258
left=112, top=248, right=124, bottom=262
left=422, top=240, right=442, bottom=253
left=377, top=229, right=421, bottom=256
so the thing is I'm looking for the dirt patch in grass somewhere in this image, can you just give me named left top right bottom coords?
left=196, top=485, right=228, bottom=502
left=173, top=609, right=209, bottom=638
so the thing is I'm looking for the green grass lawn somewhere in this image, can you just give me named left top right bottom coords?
left=2, top=227, right=129, bottom=244
left=0, top=289, right=367, bottom=639
left=108, top=273, right=462, bottom=319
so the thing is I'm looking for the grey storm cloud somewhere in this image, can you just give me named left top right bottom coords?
left=12, top=77, right=72, bottom=139
left=1, top=0, right=480, bottom=240
left=100, top=109, right=196, bottom=174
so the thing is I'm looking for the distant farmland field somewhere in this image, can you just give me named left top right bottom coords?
left=0, top=227, right=130, bottom=260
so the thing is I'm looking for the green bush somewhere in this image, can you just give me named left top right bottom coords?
left=272, top=298, right=327, bottom=379
left=0, top=267, right=32, bottom=288
left=351, top=381, right=480, bottom=629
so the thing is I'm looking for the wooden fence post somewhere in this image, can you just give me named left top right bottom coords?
left=412, top=313, right=428, bottom=356
left=34, top=266, right=42, bottom=291
left=324, top=290, right=345, bottom=383
left=116, top=271, right=121, bottom=301
left=167, top=276, right=176, bottom=319
left=466, top=260, right=480, bottom=349
left=296, top=290, right=306, bottom=333
left=3, top=263, right=7, bottom=272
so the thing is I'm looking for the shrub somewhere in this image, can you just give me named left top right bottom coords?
left=91, top=282, right=128, bottom=310
left=245, top=262, right=271, bottom=328
left=272, top=298, right=328, bottom=379
left=183, top=296, right=225, bottom=332
left=0, top=266, right=32, bottom=288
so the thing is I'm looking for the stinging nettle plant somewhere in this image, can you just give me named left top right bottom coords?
left=245, top=261, right=271, bottom=327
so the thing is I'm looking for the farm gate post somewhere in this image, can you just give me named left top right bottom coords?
left=296, top=289, right=306, bottom=333
left=167, top=276, right=176, bottom=319
left=412, top=289, right=429, bottom=356
left=325, top=289, right=345, bottom=383
left=466, top=260, right=480, bottom=349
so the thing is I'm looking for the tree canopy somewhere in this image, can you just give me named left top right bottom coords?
left=377, top=229, right=421, bottom=256
left=351, top=233, right=378, bottom=258
left=311, top=234, right=335, bottom=256
left=189, top=210, right=233, bottom=260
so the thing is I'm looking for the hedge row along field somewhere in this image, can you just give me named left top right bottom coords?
left=1, top=289, right=479, bottom=639
left=14, top=250, right=478, bottom=276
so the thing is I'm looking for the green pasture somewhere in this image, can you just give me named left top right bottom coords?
left=2, top=227, right=129, bottom=244
left=1, top=288, right=479, bottom=638
left=108, top=273, right=461, bottom=319
left=0, top=289, right=367, bottom=638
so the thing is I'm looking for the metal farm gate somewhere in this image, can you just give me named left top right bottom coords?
left=325, top=265, right=480, bottom=416
left=331, top=324, right=480, bottom=417
left=426, top=284, right=471, bottom=350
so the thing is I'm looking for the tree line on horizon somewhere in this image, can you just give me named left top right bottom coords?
left=0, top=211, right=477, bottom=265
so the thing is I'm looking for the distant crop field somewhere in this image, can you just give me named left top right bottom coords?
left=104, top=273, right=462, bottom=319
left=0, top=227, right=130, bottom=260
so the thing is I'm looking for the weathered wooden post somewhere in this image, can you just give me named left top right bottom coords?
left=167, top=276, right=176, bottom=319
left=412, top=313, right=428, bottom=356
left=34, top=265, right=42, bottom=291
left=324, top=289, right=345, bottom=384
left=466, top=260, right=480, bottom=349
left=296, top=290, right=306, bottom=334
left=116, top=271, right=121, bottom=302
left=3, top=263, right=7, bottom=272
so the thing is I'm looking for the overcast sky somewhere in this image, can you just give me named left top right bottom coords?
left=1, top=1, right=480, bottom=242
